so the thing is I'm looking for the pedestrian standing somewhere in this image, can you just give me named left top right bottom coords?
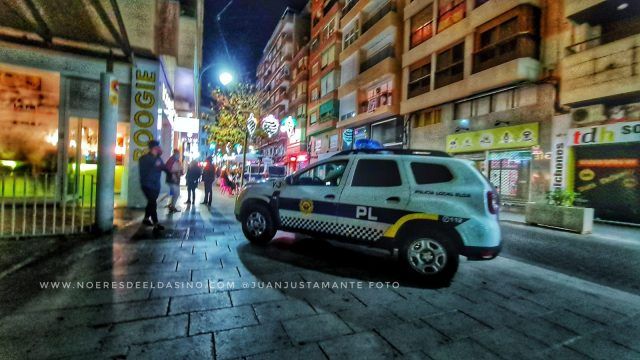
left=185, top=160, right=202, bottom=204
left=201, top=157, right=216, bottom=206
left=165, top=149, right=183, bottom=213
left=138, top=140, right=165, bottom=232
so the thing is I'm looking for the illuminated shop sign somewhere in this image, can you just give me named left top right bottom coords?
left=446, top=123, right=539, bottom=153
left=262, top=114, right=279, bottom=137
left=130, top=60, right=159, bottom=161
left=568, top=121, right=640, bottom=146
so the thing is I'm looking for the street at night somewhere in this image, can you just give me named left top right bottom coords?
left=0, top=191, right=638, bottom=359
left=1, top=0, right=640, bottom=358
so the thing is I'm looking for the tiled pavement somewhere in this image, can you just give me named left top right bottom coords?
left=0, top=190, right=639, bottom=359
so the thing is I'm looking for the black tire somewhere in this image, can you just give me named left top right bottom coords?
left=399, top=231, right=459, bottom=284
left=240, top=204, right=276, bottom=245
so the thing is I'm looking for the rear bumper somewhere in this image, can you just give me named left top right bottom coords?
left=461, top=244, right=502, bottom=260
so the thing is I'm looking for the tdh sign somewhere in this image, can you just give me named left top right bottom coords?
left=569, top=121, right=640, bottom=145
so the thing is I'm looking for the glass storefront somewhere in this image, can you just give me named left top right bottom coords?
left=371, top=117, right=403, bottom=148
left=488, top=150, right=532, bottom=202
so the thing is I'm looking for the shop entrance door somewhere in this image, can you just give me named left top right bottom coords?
left=488, top=150, right=532, bottom=203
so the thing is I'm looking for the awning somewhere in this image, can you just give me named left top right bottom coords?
left=0, top=0, right=132, bottom=60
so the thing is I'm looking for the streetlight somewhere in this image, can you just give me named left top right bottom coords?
left=219, top=71, right=233, bottom=86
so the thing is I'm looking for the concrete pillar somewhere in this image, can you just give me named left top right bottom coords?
left=95, top=73, right=119, bottom=233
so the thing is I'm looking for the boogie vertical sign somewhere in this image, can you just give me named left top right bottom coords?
left=128, top=59, right=160, bottom=208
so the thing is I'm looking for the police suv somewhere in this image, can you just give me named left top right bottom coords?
left=235, top=149, right=501, bottom=282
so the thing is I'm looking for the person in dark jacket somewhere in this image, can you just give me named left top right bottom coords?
left=201, top=157, right=216, bottom=206
left=138, top=140, right=165, bottom=232
left=185, top=160, right=202, bottom=204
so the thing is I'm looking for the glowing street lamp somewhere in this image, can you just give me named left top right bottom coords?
left=219, top=71, right=233, bottom=86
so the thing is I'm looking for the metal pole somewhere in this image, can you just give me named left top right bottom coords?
left=240, top=130, right=248, bottom=188
left=95, top=73, right=118, bottom=233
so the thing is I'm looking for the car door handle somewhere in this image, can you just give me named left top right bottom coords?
left=324, top=194, right=336, bottom=200
left=386, top=196, right=401, bottom=203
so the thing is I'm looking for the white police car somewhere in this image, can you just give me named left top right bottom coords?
left=235, top=149, right=501, bottom=283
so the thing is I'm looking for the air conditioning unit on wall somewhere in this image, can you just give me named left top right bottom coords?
left=571, top=104, right=606, bottom=125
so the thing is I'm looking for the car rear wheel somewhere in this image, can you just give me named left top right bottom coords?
left=400, top=232, right=459, bottom=284
left=241, top=204, right=275, bottom=245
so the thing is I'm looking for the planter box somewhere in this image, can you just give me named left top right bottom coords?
left=524, top=203, right=594, bottom=234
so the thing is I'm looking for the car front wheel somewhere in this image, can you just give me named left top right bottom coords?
left=240, top=204, right=276, bottom=245
left=400, top=233, right=459, bottom=284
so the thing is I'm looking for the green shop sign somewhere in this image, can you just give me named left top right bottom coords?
left=446, top=122, right=539, bottom=153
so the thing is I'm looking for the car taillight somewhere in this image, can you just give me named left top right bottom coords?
left=487, top=191, right=499, bottom=215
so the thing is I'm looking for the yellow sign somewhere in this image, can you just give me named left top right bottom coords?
left=446, top=123, right=539, bottom=153
left=299, top=199, right=314, bottom=215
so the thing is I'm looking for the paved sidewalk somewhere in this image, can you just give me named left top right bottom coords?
left=0, top=189, right=639, bottom=359
left=500, top=210, right=640, bottom=241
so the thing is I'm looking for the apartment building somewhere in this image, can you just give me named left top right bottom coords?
left=285, top=42, right=311, bottom=172
left=553, top=0, right=640, bottom=224
left=307, top=0, right=344, bottom=161
left=399, top=0, right=564, bottom=204
left=336, top=0, right=406, bottom=150
left=256, top=7, right=310, bottom=168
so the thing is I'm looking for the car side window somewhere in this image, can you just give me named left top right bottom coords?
left=351, top=159, right=402, bottom=187
left=295, top=160, right=348, bottom=186
left=411, top=163, right=453, bottom=184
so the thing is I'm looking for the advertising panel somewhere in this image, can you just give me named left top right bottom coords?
left=574, top=143, right=640, bottom=224
left=446, top=123, right=539, bottom=153
left=127, top=59, right=160, bottom=208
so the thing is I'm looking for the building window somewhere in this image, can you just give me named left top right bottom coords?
left=435, top=42, right=464, bottom=89
left=453, top=85, right=538, bottom=119
left=310, top=111, right=318, bottom=124
left=321, top=45, right=336, bottom=69
left=411, top=163, right=453, bottom=184
left=437, top=0, right=465, bottom=33
left=408, top=58, right=431, bottom=98
left=343, top=24, right=360, bottom=50
left=311, top=87, right=319, bottom=101
left=361, top=80, right=393, bottom=113
left=410, top=4, right=433, bottom=48
left=311, top=63, right=319, bottom=76
left=476, top=0, right=491, bottom=8
left=473, top=5, right=539, bottom=74
left=412, top=108, right=441, bottom=128
left=322, top=18, right=336, bottom=40
left=320, top=71, right=337, bottom=96
left=297, top=104, right=307, bottom=118
left=310, top=36, right=319, bottom=52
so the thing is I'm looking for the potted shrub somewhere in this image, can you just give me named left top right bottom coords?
left=524, top=189, right=594, bottom=234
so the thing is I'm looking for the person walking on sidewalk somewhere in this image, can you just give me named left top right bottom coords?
left=201, top=157, right=216, bottom=206
left=185, top=160, right=202, bottom=204
left=138, top=140, right=165, bottom=232
left=165, top=149, right=183, bottom=213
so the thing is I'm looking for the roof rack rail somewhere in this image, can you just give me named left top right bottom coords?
left=332, top=149, right=451, bottom=157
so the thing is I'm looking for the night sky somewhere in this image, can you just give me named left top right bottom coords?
left=201, top=0, right=308, bottom=104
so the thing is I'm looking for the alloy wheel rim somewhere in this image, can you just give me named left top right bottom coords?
left=246, top=212, right=267, bottom=237
left=407, top=238, right=447, bottom=274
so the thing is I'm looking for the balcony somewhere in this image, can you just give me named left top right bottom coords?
left=362, top=2, right=397, bottom=35
left=560, top=33, right=640, bottom=106
left=473, top=32, right=539, bottom=74
left=340, top=6, right=402, bottom=61
left=360, top=44, right=395, bottom=73
left=323, top=0, right=339, bottom=16
left=401, top=57, right=540, bottom=114
left=342, top=0, right=359, bottom=19
left=565, top=0, right=605, bottom=21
